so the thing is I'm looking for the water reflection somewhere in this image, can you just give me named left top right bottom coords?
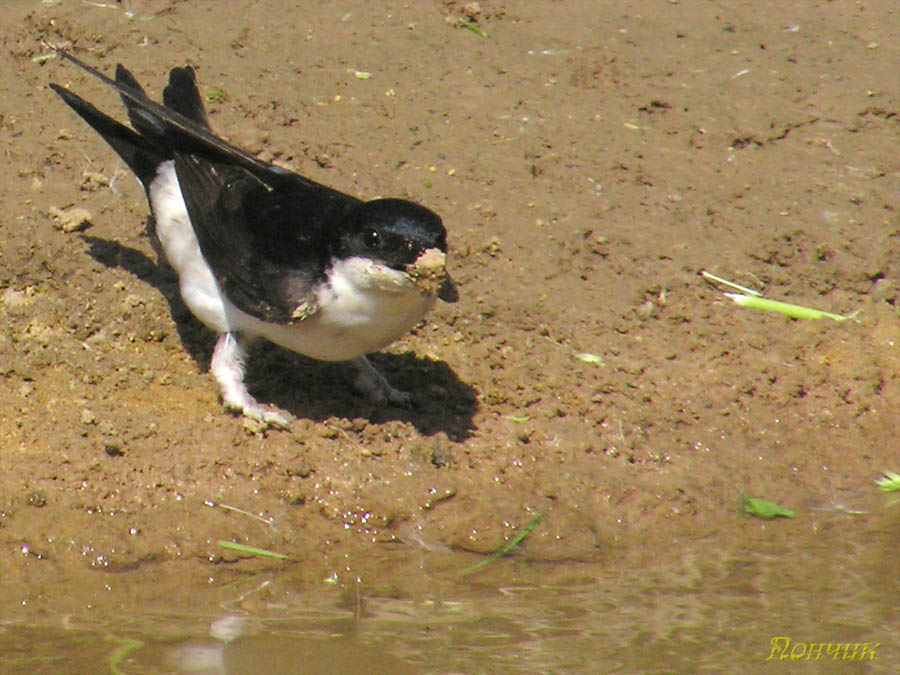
left=0, top=508, right=896, bottom=673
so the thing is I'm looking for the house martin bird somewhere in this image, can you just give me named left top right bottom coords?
left=50, top=51, right=456, bottom=429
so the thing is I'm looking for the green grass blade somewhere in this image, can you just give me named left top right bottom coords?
left=205, top=87, right=226, bottom=103
left=742, top=495, right=794, bottom=519
left=105, top=635, right=144, bottom=675
left=724, top=293, right=856, bottom=322
left=457, top=18, right=488, bottom=37
left=875, top=470, right=900, bottom=493
left=218, top=540, right=293, bottom=560
left=459, top=513, right=545, bottom=574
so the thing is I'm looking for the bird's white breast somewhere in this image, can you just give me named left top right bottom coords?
left=147, top=161, right=436, bottom=362
left=256, top=257, right=437, bottom=361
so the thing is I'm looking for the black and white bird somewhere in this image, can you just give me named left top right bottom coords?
left=50, top=51, right=456, bottom=429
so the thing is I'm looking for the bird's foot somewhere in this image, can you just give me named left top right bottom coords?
left=223, top=396, right=292, bottom=430
left=211, top=332, right=292, bottom=430
left=352, top=355, right=412, bottom=407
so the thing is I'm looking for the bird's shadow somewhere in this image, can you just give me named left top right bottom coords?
left=81, top=227, right=478, bottom=441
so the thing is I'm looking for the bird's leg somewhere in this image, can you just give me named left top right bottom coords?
left=210, top=332, right=291, bottom=429
left=352, top=355, right=412, bottom=407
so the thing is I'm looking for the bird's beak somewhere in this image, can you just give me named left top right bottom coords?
left=438, top=273, right=458, bottom=303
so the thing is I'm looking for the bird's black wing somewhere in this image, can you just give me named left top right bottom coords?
left=173, top=152, right=359, bottom=323
left=56, top=50, right=284, bottom=185
left=54, top=51, right=363, bottom=323
left=49, top=83, right=166, bottom=187
left=55, top=50, right=352, bottom=197
left=161, top=65, right=211, bottom=130
left=154, top=63, right=362, bottom=323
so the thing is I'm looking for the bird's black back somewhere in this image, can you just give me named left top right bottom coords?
left=51, top=53, right=364, bottom=323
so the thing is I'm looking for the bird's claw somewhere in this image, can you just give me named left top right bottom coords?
left=223, top=398, right=292, bottom=430
left=353, top=356, right=413, bottom=408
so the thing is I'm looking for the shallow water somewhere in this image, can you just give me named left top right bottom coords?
left=3, top=502, right=896, bottom=674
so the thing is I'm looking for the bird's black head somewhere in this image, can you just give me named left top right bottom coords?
left=336, top=198, right=447, bottom=271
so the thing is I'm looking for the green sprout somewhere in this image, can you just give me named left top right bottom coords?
left=724, top=293, right=858, bottom=322
left=701, top=270, right=859, bottom=322
left=105, top=635, right=144, bottom=675
left=460, top=513, right=545, bottom=574
left=457, top=18, right=488, bottom=37
left=218, top=540, right=293, bottom=560
left=205, top=87, right=226, bottom=103
left=875, top=470, right=900, bottom=493
left=742, top=495, right=795, bottom=519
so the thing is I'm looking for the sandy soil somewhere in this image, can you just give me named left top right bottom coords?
left=1, top=0, right=898, bottom=665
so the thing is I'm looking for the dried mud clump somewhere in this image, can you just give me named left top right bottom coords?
left=407, top=247, right=448, bottom=296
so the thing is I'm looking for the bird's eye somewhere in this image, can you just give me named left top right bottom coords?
left=364, top=229, right=380, bottom=249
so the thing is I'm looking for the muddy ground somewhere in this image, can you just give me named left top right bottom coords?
left=1, top=0, right=898, bottom=671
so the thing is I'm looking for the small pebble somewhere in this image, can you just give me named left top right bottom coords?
left=26, top=491, right=47, bottom=507
left=48, top=205, right=92, bottom=233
